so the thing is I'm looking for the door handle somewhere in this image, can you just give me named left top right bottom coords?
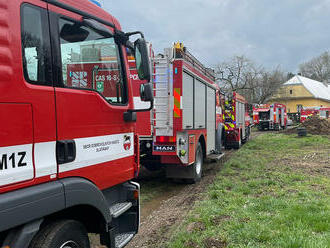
left=56, top=140, right=76, bottom=164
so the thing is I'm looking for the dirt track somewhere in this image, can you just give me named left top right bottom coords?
left=126, top=151, right=234, bottom=248
left=92, top=132, right=260, bottom=248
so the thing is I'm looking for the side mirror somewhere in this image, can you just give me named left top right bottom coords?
left=140, top=83, right=154, bottom=102
left=134, top=38, right=150, bottom=82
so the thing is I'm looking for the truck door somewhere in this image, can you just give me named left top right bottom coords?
left=49, top=7, right=136, bottom=189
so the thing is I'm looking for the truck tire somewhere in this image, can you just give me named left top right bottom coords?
left=234, top=131, right=242, bottom=149
left=29, top=220, right=90, bottom=248
left=186, top=142, right=203, bottom=184
left=275, top=124, right=280, bottom=131
left=242, top=126, right=250, bottom=144
left=234, top=139, right=242, bottom=149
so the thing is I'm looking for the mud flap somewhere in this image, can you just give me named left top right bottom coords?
left=166, top=164, right=196, bottom=179
left=215, top=124, right=224, bottom=153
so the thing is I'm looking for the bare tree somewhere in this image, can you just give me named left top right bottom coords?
left=215, top=55, right=285, bottom=104
left=299, top=51, right=330, bottom=83
left=256, top=67, right=286, bottom=104
left=215, top=55, right=259, bottom=93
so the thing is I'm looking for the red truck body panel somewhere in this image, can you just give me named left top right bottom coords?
left=0, top=0, right=57, bottom=193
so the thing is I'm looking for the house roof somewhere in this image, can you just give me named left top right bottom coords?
left=284, top=75, right=330, bottom=101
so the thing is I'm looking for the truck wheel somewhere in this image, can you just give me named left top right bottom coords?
left=215, top=124, right=224, bottom=153
left=275, top=124, right=280, bottom=131
left=242, top=127, right=250, bottom=144
left=29, top=220, right=90, bottom=248
left=186, top=142, right=203, bottom=184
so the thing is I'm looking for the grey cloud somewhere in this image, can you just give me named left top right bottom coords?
left=103, top=0, right=330, bottom=72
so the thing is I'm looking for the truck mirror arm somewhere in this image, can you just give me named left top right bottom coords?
left=114, top=30, right=145, bottom=50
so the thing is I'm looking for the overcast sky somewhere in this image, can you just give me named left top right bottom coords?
left=101, top=0, right=330, bottom=72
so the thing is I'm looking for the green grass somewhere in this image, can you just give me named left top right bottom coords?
left=167, top=133, right=330, bottom=248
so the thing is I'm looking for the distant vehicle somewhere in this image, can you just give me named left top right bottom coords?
left=287, top=118, right=293, bottom=126
left=300, top=107, right=330, bottom=122
left=253, top=103, right=287, bottom=131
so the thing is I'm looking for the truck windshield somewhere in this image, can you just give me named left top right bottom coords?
left=59, top=18, right=127, bottom=104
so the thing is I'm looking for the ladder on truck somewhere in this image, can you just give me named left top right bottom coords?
left=152, top=52, right=173, bottom=137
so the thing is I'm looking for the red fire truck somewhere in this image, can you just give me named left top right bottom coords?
left=223, top=92, right=252, bottom=149
left=0, top=1, right=153, bottom=248
left=300, top=107, right=330, bottom=122
left=253, top=103, right=287, bottom=130
left=130, top=43, right=227, bottom=182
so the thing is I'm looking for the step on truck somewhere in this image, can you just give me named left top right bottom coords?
left=130, top=43, right=226, bottom=182
left=223, top=92, right=251, bottom=149
left=253, top=103, right=287, bottom=130
left=0, top=1, right=154, bottom=248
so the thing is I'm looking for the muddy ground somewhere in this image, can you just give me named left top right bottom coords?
left=91, top=132, right=260, bottom=248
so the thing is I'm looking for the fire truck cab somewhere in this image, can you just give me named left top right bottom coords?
left=0, top=1, right=153, bottom=248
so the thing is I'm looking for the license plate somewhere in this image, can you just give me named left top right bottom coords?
left=153, top=145, right=175, bottom=152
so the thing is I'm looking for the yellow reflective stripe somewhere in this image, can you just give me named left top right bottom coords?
left=173, top=88, right=181, bottom=118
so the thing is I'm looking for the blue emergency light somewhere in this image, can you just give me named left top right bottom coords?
left=89, top=0, right=101, bottom=7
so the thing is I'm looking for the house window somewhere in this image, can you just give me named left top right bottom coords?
left=289, top=89, right=293, bottom=94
